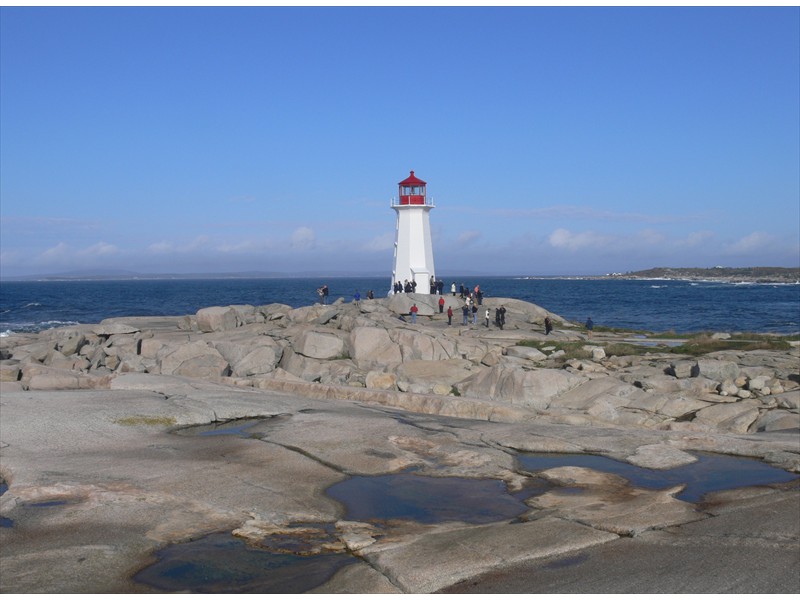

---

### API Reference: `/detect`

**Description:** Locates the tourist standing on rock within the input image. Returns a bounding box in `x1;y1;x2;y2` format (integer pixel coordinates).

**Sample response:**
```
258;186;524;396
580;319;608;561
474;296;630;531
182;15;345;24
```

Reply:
410;303;418;324
586;317;594;338
499;305;506;330
438;296;445;313
437;280;444;295
367;290;374;300
545;316;553;335
476;288;483;305
318;284;329;305
495;307;501;328
353;291;360;307
472;303;478;324
430;275;436;294
451;282;457;296
447;306;453;326
462;304;469;325
485;308;490;327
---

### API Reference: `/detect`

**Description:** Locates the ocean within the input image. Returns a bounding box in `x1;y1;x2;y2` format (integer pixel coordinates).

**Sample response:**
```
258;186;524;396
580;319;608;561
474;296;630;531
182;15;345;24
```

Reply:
1;276;798;336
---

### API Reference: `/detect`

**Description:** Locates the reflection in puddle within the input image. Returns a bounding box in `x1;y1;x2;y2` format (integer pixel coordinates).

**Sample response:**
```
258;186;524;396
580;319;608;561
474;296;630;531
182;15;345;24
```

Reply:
326;472;532;524
517;452;798;503
0;481;12;528
174;417;284;438
133;532;356;593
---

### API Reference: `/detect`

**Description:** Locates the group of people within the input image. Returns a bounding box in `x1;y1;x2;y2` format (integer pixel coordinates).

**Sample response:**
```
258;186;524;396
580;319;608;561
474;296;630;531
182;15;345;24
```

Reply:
319;282;595;338
318;284;378;306
393;280;417;294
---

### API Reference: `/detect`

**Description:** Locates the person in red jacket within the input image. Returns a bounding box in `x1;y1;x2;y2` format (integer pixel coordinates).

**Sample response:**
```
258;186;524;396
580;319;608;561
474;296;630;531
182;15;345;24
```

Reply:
447;306;453;326
410;303;418;324
438;296;445;313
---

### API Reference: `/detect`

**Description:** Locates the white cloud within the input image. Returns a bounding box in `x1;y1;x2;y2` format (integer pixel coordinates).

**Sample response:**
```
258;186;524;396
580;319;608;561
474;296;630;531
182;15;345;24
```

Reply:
548;228;613;251
363;232;395;252
456;230;481;245
290;227;316;251
723;231;775;255
79;242;118;257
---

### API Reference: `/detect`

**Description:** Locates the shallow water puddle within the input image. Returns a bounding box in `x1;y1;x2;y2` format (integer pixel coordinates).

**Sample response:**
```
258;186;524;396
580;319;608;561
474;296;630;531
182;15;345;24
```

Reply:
326;472;536;524
133;532;356;593
517;452;798;503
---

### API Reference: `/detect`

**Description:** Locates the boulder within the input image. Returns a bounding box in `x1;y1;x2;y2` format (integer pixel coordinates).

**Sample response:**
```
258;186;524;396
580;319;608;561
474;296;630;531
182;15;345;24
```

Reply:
92;322;140;336
457;365;584;411
230;346;282;377
693;400;761;433
365;371;398;391
504;346;548;362
348;327;402;369
754;410;800;432
196;306;240;332
157;341;230;377
294;330;347;360
56;333;86;357
392;329;457;362
395;359;474;394
691;359;740;382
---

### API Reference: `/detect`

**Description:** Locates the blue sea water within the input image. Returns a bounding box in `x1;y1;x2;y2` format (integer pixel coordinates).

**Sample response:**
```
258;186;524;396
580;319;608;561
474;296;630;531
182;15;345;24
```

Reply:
1;276;798;336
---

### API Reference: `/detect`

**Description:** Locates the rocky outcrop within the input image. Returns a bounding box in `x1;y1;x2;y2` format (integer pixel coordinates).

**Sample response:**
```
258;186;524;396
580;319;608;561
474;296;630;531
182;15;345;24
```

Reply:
1;293;797;436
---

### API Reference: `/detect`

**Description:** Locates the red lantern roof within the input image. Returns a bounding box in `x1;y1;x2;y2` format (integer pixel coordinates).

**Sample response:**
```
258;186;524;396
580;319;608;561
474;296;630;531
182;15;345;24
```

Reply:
398;170;426;186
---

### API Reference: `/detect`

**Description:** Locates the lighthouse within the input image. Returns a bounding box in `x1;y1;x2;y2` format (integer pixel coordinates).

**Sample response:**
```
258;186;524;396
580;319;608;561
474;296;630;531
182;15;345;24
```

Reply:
390;170;436;293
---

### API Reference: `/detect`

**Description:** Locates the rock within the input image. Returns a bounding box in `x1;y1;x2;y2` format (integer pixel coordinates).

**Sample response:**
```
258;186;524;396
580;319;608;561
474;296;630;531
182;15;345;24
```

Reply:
230;346;281;377
348;327;402;369
718;380;739;396
504;346;548;362
691;359;740;382
625;444;698;469
92;322;140;336
667;360;695;378
395;359;474;394
0;362;21;382
56;334;86;357
529;466;701;536
196;306;240;332
747;376;768;391
693;401;761;433
458;365;584;411
754;410;800;432
366;371;398;390
294;330;347;360
157;341;230;377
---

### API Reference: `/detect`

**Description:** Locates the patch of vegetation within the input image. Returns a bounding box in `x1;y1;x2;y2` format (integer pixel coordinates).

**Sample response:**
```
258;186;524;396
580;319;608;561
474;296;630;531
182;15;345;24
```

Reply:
114;415;177;427
518;334;793;359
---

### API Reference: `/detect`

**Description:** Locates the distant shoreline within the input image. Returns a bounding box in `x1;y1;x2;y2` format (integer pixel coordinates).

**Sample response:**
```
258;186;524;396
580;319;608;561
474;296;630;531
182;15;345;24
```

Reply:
2;266;798;285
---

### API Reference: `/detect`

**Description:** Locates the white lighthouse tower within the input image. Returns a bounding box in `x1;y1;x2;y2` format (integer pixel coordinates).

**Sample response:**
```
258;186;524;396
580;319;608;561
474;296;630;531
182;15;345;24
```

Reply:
391;170;436;293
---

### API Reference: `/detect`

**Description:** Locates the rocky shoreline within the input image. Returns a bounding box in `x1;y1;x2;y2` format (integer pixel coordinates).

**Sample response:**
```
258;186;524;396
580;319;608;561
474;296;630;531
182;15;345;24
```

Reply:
1;294;798;592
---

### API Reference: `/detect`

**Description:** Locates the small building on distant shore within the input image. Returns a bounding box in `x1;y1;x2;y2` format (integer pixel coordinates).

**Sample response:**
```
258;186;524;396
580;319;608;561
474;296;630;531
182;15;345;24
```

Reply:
390;171;436;293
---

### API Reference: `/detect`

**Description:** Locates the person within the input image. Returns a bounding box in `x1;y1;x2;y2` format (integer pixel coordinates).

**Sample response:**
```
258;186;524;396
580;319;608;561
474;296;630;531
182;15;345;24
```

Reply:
410;303;418;324
367;290;374;300
318;284;329;305
499;305;506;330
462;304;469;325
437;280;444;295
447;305;453;326
586;317;594;338
472;303;478;324
451;282;457;296
404;280;412;293
544;316;553;335
495;307;501;329
485;308;490;328
438;296;445;313
353;290;361;307
411;280;417;293
476;288;483;305
430;275;436;294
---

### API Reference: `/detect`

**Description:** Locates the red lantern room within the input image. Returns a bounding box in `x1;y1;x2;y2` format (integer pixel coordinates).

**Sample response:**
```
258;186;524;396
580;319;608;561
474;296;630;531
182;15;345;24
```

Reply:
398;170;427;205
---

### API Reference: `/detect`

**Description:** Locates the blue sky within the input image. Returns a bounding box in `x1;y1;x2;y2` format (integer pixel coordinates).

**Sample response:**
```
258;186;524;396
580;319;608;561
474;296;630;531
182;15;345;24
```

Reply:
1;6;798;278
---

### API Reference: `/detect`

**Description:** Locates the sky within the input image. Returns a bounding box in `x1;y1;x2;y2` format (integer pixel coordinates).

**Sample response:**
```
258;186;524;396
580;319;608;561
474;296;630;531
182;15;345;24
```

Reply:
1;5;799;278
